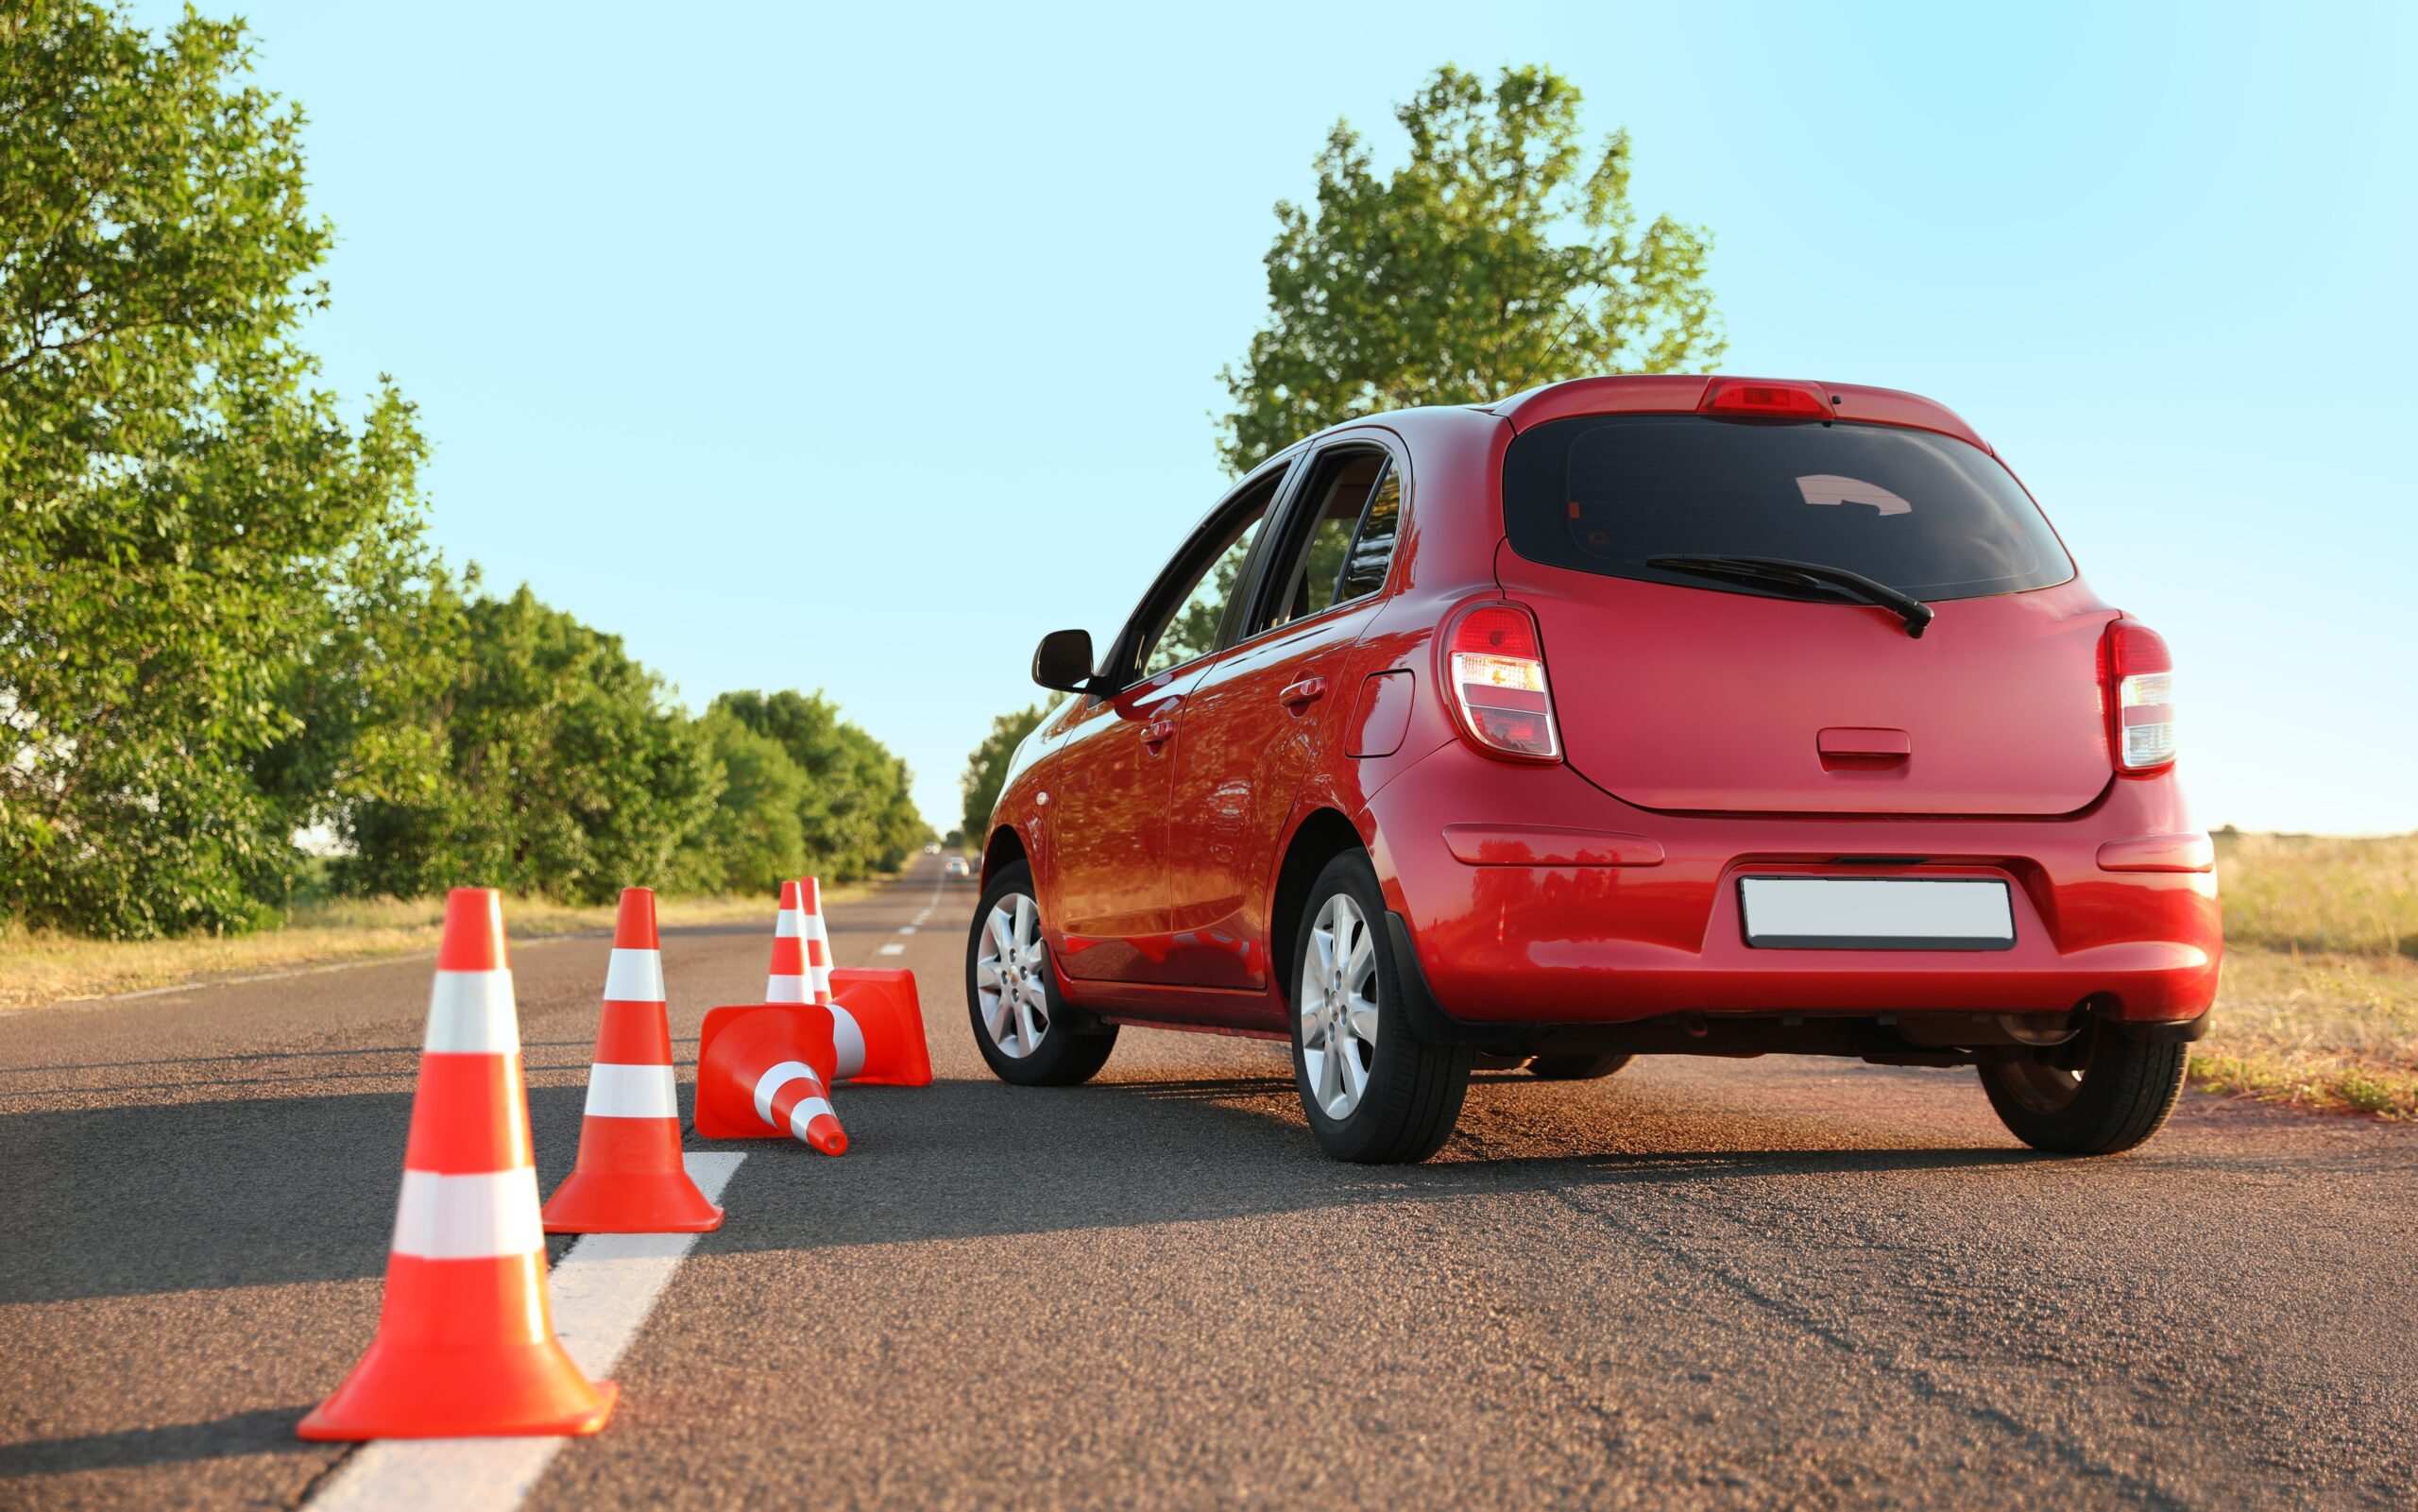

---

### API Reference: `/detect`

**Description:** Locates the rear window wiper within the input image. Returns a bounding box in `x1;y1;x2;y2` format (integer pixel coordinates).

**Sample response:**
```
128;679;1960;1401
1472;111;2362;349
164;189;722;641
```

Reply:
1643;554;1935;638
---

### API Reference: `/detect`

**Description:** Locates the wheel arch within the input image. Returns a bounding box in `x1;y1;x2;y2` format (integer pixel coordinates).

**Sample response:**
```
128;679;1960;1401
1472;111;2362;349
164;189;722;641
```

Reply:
981;824;1030;889
1268;807;1371;1006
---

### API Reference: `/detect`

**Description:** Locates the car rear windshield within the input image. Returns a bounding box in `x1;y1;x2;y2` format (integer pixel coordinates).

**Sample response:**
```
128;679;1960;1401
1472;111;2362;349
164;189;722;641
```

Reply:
1501;415;2074;602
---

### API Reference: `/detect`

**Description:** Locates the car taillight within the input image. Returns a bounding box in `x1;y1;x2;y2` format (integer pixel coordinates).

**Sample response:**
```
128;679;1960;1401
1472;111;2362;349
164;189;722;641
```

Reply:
1448;603;1559;761
2102;620;2176;772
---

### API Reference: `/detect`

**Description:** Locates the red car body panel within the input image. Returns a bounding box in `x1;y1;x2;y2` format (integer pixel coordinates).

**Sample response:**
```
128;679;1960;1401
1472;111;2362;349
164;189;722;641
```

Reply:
987;381;2220;1049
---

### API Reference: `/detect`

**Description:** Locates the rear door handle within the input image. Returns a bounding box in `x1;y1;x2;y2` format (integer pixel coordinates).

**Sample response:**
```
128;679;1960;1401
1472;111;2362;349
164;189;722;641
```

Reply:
1278;676;1328;710
1140;718;1178;750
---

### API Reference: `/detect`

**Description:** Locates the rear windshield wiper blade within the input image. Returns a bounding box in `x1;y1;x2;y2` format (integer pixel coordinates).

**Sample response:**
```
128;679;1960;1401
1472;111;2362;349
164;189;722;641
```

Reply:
1644;554;1935;638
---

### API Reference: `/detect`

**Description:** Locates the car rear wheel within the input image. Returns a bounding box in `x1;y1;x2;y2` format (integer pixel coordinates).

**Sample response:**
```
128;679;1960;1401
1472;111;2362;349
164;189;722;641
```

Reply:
1524;1052;1633;1081
1977;1021;2187;1155
1287;852;1473;1164
965;860;1116;1087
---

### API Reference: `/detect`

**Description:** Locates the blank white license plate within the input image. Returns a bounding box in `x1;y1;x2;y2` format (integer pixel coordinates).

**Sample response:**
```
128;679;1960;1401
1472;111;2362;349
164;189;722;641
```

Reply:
1738;876;2015;951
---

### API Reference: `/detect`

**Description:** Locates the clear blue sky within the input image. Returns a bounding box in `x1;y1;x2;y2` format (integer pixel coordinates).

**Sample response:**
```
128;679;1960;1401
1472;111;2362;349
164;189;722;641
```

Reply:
134;1;2416;835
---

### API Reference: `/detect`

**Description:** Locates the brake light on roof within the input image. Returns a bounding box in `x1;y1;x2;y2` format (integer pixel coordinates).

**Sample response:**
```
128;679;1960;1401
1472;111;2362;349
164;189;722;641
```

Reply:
2101;620;2176;772
1448;603;1560;761
1699;378;1834;420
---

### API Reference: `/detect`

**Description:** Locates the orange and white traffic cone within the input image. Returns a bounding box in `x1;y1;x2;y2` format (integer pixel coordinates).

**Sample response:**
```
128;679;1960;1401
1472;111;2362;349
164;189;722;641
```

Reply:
299;889;616;1440
540;889;723;1234
765;878;814;1008
691;1001;848;1155
795;876;932;1087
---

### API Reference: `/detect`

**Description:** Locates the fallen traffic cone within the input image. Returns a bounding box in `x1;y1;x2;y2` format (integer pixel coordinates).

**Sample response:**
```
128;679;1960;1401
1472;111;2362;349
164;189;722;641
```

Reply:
541;888;724;1234
828;966;932;1087
299;889;616;1440
785;877;932;1087
691;1001;849;1155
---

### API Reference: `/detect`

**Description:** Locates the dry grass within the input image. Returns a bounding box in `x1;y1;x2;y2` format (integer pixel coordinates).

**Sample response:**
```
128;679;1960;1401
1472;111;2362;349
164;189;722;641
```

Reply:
2216;828;2418;957
2193;830;2418;1119
0;887;872;1011
2200;946;2418;1119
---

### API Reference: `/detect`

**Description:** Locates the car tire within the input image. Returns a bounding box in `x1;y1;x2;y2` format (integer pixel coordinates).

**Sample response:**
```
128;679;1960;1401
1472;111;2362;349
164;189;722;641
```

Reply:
1286;851;1473;1164
1525;1052;1633;1081
965;860;1116;1087
1977;1021;2188;1155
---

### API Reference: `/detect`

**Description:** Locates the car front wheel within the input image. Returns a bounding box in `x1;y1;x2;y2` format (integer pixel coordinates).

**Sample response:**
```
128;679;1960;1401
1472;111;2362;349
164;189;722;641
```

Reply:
965;860;1116;1087
1287;851;1473;1164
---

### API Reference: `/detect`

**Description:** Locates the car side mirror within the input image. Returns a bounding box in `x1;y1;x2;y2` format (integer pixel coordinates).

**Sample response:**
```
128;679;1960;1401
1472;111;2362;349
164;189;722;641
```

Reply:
1031;628;1098;693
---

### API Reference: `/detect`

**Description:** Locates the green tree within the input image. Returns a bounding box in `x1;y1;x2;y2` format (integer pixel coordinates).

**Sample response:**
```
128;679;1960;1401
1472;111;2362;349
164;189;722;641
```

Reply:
962;704;1051;841
713;689;927;880
1;3;451;936
336;587;722;904
1218;63;1725;473
676;707;809;896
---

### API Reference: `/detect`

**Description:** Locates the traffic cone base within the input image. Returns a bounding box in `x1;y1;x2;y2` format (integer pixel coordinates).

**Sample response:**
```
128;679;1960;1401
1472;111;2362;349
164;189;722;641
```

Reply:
542;1119;723;1233
828;967;933;1087
299;1254;618;1437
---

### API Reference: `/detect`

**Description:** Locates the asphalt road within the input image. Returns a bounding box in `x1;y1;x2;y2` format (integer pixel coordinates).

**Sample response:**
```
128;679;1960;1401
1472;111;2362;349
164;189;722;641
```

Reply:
3;854;2414;1510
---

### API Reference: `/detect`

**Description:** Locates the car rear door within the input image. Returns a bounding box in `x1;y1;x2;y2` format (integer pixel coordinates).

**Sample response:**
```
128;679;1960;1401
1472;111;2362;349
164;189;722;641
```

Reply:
1160;437;1406;991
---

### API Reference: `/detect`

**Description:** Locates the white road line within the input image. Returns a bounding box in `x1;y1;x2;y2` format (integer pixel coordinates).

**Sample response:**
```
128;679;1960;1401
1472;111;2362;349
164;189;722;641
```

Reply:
896;926;917;936
877;943;906;957
306;1152;745;1512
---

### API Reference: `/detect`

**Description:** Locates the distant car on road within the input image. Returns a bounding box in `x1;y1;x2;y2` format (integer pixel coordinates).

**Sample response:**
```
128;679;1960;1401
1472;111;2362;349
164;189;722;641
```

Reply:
943;856;970;878
926;842;942;856
966;376;2218;1162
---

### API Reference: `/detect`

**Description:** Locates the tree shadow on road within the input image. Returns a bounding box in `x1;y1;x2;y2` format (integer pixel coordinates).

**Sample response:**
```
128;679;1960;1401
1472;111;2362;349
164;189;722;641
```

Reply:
0;1082;597;1304
683;1071;2062;1263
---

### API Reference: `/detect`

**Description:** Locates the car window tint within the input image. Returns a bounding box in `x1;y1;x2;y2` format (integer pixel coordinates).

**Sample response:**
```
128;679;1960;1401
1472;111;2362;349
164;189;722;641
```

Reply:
1140;504;1267;678
1502;415;2072;602
1269;450;1387;630
1337;466;1401;601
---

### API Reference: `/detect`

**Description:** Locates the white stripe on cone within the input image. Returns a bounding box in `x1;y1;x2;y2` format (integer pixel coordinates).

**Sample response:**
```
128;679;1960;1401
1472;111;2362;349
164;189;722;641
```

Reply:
423;971;519;1054
764;976;809;1005
803;914;829;944
391;1169;546;1259
601;948;665;1003
786;1096;836;1139
829;1004;866;1079
582;1063;679;1119
751;1061;821;1127
775;909;803;938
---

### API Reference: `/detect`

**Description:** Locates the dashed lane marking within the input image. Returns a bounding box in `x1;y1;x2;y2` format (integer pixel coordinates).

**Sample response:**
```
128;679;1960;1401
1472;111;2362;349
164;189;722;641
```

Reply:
877;943;906;957
305;1152;747;1511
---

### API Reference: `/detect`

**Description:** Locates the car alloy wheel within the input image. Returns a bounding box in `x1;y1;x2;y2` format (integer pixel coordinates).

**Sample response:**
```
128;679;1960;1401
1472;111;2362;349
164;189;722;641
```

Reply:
1992;1054;2085;1113
976;891;1050;1059
1299;892;1381;1119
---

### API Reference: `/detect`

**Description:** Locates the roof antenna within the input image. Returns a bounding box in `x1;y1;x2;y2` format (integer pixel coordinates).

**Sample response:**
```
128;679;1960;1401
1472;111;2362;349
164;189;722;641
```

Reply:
1503;298;1596;401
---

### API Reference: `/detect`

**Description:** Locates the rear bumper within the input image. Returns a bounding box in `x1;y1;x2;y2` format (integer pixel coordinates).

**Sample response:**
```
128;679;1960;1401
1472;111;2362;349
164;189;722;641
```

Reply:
1363;742;2222;1029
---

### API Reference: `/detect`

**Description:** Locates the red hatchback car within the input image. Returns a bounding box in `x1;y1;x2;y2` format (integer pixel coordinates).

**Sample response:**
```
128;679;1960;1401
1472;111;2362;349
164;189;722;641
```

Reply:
965;376;2219;1163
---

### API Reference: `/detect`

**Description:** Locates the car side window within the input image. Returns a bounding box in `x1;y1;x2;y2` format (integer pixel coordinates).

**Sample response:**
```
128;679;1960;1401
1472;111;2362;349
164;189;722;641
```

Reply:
1257;447;1401;634
1336;465;1401;602
1133;475;1281;679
